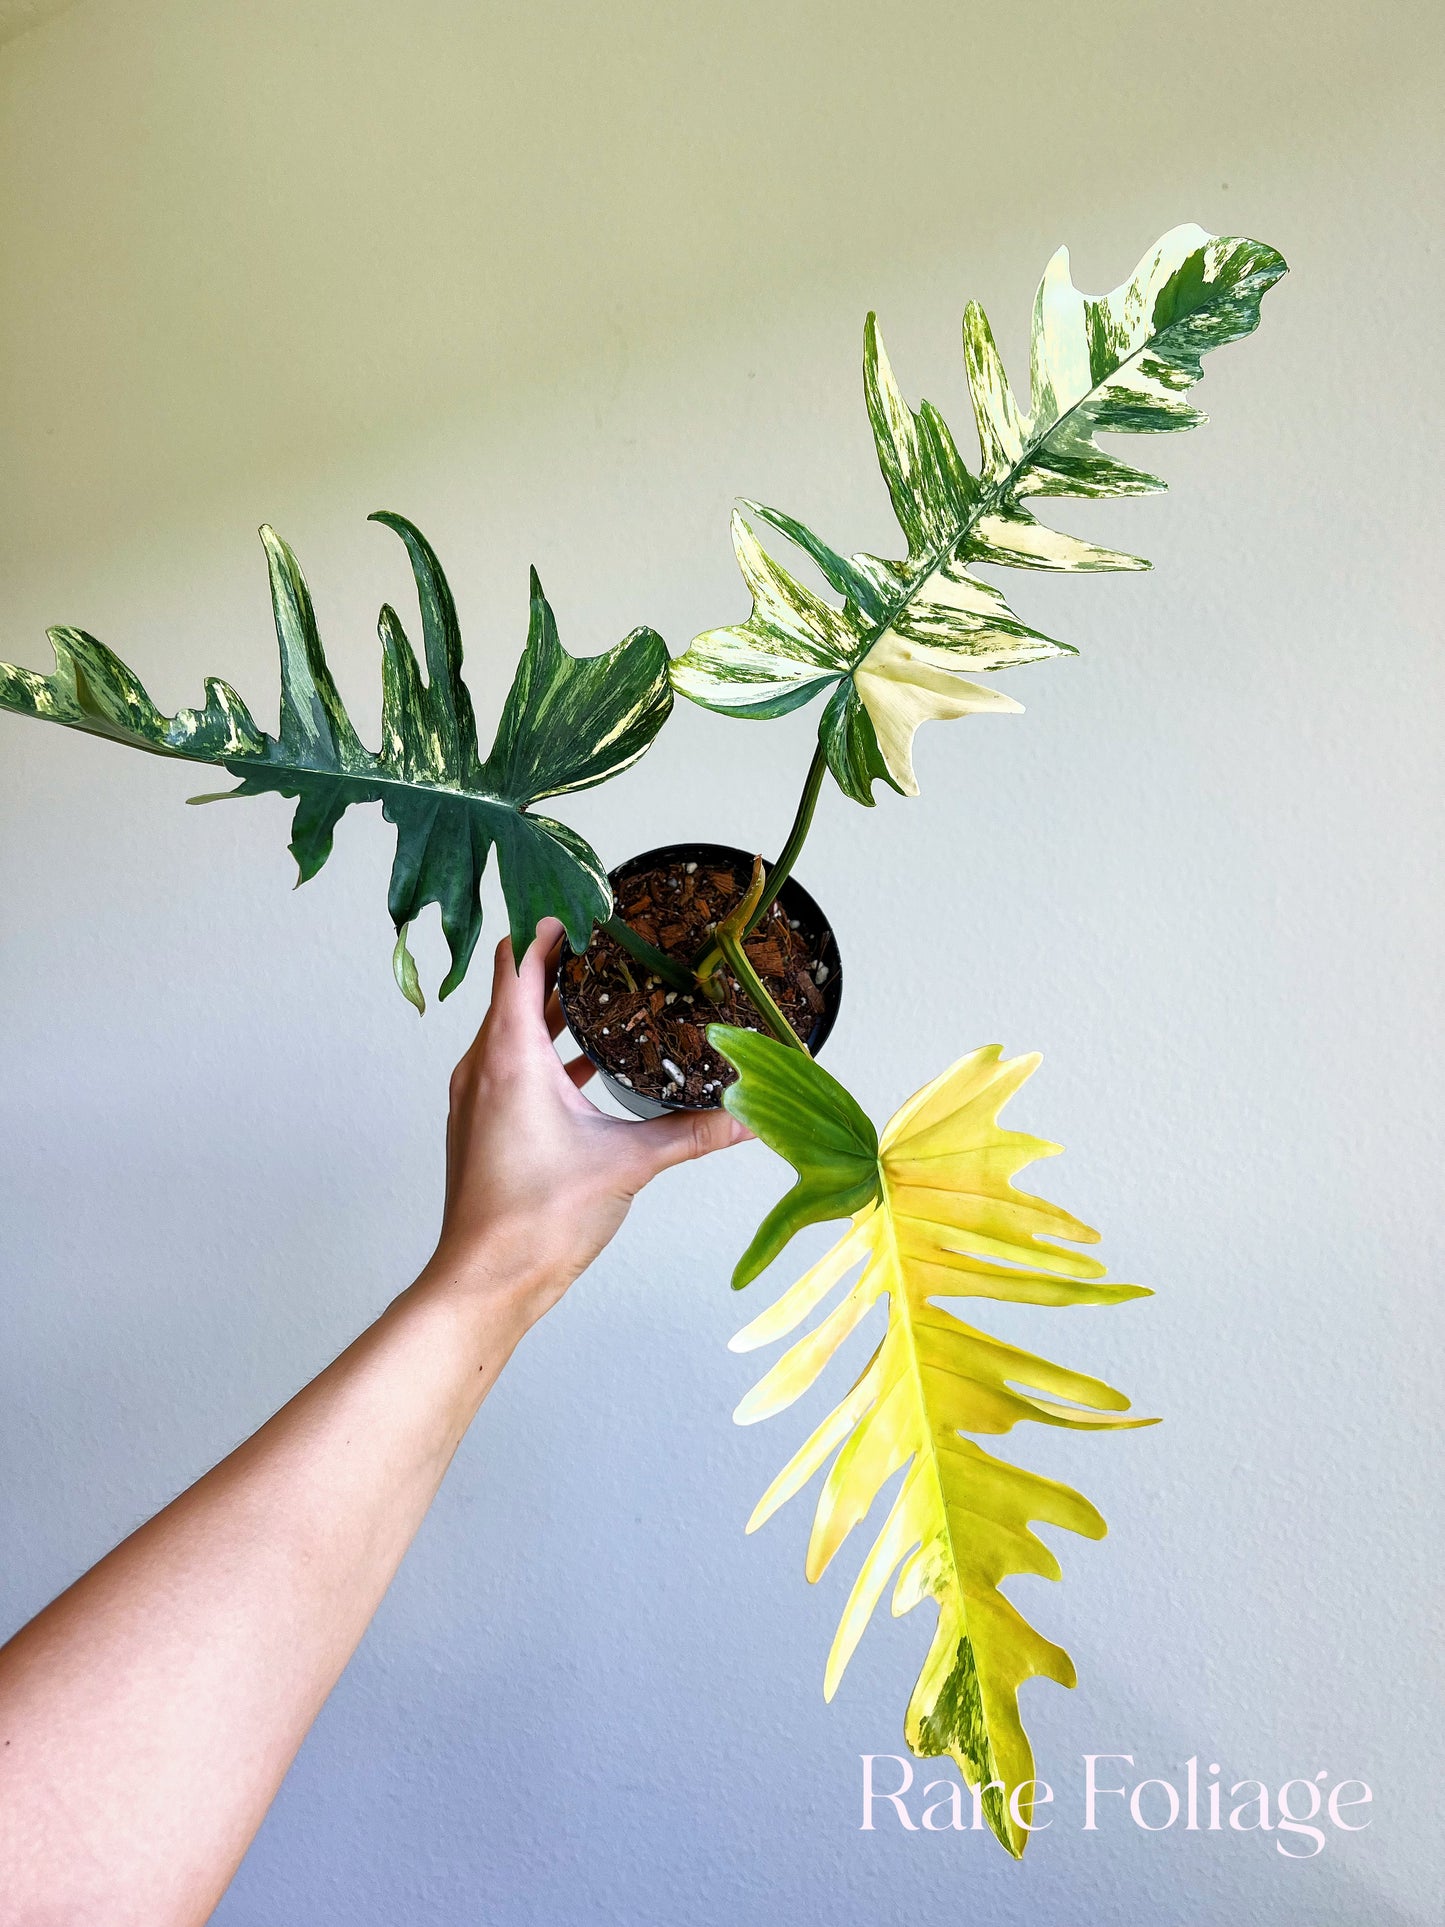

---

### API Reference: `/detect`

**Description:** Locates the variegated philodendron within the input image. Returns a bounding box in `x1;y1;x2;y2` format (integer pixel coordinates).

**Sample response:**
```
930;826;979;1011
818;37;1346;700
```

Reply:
0;223;1285;1860
670;224;1286;802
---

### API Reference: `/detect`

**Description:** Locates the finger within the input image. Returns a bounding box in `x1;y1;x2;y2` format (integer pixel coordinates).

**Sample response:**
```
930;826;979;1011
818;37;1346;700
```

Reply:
545;986;566;1041
488;931;518;1009
631;1104;752;1178
563;1053;598;1089
517;917;566;1001
543;930;564;999
489;918;564;1042
451;939;513;1074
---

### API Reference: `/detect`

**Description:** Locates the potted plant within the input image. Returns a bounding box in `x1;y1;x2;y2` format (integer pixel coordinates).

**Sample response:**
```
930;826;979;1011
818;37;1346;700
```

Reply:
0;221;1284;1857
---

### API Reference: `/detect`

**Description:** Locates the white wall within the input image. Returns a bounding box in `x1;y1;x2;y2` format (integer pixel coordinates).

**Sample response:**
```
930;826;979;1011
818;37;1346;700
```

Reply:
1;2;1441;1921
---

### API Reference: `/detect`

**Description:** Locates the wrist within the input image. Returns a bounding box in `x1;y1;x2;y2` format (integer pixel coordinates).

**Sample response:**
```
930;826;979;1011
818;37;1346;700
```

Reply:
413;1215;568;1336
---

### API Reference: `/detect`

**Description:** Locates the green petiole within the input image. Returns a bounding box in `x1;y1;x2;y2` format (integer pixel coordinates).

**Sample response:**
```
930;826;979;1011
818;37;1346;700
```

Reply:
692;740;828;983
712;857;809;1055
601;914;694;994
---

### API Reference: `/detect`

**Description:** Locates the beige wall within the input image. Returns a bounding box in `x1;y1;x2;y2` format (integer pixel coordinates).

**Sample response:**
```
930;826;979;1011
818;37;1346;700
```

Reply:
2;3;1441;1922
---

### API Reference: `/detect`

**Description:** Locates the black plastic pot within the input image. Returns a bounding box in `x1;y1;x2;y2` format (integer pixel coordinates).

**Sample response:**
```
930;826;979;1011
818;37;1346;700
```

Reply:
559;841;843;1119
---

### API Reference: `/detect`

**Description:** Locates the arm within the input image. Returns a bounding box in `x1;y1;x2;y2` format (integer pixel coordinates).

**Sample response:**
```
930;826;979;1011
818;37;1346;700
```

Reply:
0;920;745;1927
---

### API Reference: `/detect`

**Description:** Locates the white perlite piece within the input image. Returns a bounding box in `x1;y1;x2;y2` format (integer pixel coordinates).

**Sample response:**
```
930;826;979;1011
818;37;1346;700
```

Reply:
685;861;697;873
616;1074;633;1088
662;1058;684;1085
814;963;830;986
598;992;609;1004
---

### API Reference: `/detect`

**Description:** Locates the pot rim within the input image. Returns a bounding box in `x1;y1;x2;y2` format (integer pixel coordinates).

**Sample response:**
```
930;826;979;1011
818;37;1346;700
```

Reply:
558;840;843;1115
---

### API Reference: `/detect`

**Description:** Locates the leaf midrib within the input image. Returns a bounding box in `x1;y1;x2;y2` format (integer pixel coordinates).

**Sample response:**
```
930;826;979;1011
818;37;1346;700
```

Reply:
844;301;1203;675
59;717;537;817
876;1168;1001;1790
61;657;545;813
212;745;537;815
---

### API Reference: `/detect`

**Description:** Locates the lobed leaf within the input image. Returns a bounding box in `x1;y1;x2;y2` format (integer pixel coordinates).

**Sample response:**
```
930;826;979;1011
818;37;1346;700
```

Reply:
720;1037;1155;1858
671;224;1286;803
0;515;673;1007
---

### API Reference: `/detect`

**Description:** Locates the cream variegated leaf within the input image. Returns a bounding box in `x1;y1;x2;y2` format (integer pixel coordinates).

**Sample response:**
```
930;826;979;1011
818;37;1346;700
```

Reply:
672;224;1286;802
851;632;1022;793
711;1027;1155;1858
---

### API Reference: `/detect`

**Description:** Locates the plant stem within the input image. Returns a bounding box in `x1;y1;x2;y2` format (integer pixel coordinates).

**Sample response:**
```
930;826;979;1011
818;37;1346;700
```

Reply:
601;914;694;993
692;740;829;980
604;739;831;1006
745;740;828;936
713;857;810;1055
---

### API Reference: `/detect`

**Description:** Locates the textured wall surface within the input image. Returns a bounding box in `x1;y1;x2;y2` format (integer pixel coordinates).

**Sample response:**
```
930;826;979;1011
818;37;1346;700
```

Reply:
0;0;80;49
1;2;1441;1922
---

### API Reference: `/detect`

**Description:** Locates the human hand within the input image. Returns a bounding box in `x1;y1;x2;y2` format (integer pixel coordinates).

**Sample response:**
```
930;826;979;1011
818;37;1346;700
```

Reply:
423;917;750;1328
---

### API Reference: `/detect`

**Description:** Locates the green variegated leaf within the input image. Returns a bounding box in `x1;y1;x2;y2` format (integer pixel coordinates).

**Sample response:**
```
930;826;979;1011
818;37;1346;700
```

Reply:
707;1025;880;1288
0;514;672;1007
672;225;1286;803
715;1033;1156;1858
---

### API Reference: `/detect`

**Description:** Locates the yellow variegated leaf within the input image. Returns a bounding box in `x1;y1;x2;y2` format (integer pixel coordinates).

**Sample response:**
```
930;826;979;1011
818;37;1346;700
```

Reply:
717;1034;1156;1859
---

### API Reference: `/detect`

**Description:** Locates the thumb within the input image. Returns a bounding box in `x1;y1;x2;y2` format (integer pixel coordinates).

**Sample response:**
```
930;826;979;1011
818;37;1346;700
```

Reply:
633;1105;752;1179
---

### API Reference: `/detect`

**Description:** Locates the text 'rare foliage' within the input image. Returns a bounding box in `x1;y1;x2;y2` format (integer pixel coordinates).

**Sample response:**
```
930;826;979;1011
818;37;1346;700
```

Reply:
672;225;1286;803
0;514;672;1006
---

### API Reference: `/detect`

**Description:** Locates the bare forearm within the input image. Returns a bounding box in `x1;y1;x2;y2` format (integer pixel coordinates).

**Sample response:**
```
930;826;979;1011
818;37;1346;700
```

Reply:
0;1242;539;1927
0;922;743;1926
